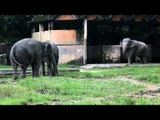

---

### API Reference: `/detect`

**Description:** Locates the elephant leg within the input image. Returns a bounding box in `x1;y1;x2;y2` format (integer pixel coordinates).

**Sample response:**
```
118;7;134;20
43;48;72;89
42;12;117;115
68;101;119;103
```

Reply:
143;56;148;64
54;64;58;75
128;55;133;65
53;55;58;75
31;61;40;77
47;60;54;76
47;68;50;76
34;59;41;77
21;66;27;78
32;65;39;77
51;54;57;76
46;57;55;77
12;62;18;80
135;56;141;63
31;64;35;77
42;59;46;76
50;64;58;75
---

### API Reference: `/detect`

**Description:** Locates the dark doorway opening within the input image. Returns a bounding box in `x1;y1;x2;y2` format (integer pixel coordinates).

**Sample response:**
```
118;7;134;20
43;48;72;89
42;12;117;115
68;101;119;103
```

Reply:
87;20;159;64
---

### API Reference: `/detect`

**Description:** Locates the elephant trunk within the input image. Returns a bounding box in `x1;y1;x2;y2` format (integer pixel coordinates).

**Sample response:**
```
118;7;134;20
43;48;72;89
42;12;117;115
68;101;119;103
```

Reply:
122;43;128;56
46;55;54;77
51;54;58;75
123;47;127;56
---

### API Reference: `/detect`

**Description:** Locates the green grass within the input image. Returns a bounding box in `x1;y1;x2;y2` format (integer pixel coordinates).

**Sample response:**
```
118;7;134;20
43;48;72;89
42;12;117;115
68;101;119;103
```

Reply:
0;76;144;105
1;64;160;104
59;65;160;84
63;96;160;105
58;64;80;68
0;92;52;105
19;77;143;97
0;65;12;69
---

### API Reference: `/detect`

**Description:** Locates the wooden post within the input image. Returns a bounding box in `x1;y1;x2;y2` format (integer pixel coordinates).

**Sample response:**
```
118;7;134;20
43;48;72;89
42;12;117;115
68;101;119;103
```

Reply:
39;24;41;41
83;19;87;65
48;22;51;40
31;26;35;38
39;24;43;41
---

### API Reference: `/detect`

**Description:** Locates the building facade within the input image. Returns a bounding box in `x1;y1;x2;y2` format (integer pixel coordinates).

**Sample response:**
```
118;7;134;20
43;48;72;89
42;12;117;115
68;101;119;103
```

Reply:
29;15;160;64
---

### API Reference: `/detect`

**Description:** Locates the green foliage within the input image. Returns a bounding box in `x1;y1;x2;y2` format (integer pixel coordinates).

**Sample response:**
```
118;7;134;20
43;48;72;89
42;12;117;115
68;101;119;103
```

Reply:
58;64;80;68
0;15;33;43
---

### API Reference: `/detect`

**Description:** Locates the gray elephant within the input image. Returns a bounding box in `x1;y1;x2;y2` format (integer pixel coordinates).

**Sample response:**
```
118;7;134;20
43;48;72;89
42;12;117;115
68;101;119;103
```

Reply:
10;38;54;80
41;41;59;76
121;38;149;65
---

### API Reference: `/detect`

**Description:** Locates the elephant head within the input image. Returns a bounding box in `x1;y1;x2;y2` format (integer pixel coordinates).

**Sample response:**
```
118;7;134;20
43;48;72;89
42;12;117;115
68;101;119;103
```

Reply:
122;38;135;56
42;41;57;76
42;42;52;57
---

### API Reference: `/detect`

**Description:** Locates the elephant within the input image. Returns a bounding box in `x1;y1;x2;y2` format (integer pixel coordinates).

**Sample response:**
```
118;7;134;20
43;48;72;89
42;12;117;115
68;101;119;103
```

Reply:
10;38;55;80
41;40;59;76
121;38;149;65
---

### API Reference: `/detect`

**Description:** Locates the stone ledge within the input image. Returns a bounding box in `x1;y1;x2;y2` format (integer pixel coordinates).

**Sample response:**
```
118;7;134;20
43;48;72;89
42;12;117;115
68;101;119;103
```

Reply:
0;68;80;75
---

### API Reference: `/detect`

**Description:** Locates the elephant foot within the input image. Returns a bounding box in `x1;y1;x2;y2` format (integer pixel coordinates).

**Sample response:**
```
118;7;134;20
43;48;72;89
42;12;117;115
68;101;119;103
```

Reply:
127;63;132;66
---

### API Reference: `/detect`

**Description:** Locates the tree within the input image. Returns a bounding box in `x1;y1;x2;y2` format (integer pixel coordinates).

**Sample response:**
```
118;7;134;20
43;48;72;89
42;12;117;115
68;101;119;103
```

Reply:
0;15;33;44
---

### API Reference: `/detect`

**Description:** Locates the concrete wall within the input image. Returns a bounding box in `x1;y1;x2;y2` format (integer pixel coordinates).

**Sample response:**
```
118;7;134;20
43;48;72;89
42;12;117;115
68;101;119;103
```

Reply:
55;15;77;20
50;30;76;44
32;32;39;40
32;30;77;44
58;44;83;65
103;45;121;63
87;45;122;63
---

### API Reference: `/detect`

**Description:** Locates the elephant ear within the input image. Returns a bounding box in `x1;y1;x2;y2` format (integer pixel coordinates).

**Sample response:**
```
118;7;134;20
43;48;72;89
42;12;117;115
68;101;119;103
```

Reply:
130;40;136;48
42;42;52;56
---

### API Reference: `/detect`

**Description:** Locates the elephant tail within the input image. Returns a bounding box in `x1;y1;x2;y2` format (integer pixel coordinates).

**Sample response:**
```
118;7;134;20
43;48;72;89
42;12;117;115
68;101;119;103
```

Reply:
10;46;23;66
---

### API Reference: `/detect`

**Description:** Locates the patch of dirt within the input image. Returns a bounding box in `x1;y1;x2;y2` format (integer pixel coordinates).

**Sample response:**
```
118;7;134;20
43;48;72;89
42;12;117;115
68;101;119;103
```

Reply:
117;76;160;98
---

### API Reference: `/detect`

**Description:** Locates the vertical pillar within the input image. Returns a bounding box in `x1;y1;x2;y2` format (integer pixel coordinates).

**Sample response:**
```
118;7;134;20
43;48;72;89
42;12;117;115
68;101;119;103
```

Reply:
83;19;87;65
48;22;51;40
39;24;43;41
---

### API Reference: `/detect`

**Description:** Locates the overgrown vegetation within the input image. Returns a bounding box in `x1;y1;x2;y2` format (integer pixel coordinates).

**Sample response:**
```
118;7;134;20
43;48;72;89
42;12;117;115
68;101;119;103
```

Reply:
0;15;33;43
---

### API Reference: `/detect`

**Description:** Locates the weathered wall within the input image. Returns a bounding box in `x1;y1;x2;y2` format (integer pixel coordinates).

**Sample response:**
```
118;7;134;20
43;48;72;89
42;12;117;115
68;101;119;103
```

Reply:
87;45;122;63
32;30;77;44
58;44;83;65
55;15;77;20
32;32;39;40
103;45;121;63
50;30;76;44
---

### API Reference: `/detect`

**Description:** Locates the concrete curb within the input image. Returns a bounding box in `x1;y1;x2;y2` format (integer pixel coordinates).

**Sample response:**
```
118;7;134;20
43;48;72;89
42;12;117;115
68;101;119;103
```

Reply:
0;68;80;75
